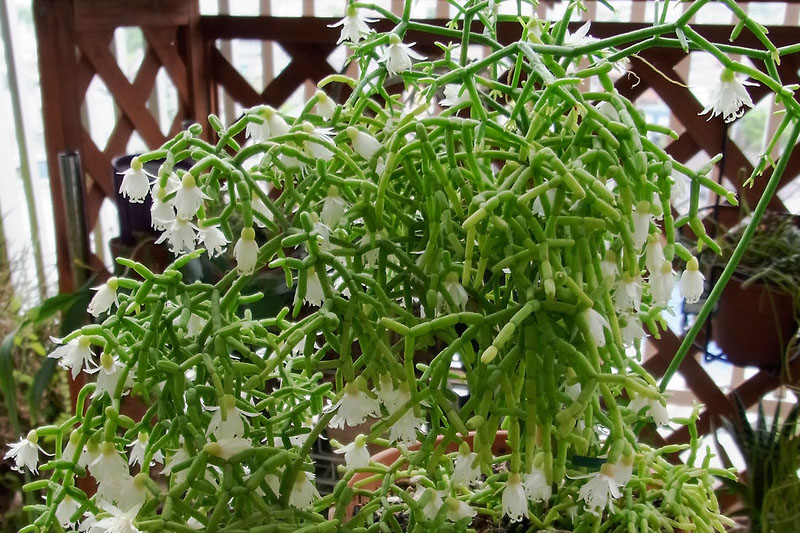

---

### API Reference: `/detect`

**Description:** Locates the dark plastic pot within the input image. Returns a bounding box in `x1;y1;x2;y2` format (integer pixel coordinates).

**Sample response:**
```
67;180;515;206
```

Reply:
111;154;193;245
711;275;796;368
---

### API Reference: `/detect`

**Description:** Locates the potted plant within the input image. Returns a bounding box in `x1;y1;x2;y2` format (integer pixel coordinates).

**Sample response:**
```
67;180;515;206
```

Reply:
714;393;800;533
699;209;800;369
8;1;800;531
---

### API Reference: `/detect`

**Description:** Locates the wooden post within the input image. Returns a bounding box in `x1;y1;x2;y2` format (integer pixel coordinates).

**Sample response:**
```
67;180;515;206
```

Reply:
185;0;210;138
33;0;84;295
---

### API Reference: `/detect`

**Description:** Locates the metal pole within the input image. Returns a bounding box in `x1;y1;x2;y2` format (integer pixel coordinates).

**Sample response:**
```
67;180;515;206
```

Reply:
58;151;91;289
0;0;47;300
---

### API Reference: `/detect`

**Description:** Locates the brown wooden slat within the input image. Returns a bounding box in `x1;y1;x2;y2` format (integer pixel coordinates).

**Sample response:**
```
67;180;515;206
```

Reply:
81;129;115;199
142;27;191;104
104;49;161;156
73;0;189;31
76;32;166;148
261;43;336;107
210;47;261;108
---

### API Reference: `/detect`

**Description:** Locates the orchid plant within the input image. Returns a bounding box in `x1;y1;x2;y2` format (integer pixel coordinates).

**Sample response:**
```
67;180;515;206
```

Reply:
11;0;800;532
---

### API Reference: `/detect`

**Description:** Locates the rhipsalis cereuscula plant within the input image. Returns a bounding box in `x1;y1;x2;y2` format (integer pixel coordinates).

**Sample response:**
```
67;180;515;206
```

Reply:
12;1;800;532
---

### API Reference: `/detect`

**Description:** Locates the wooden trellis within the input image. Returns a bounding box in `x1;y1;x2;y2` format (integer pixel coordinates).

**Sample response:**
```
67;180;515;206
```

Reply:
32;0;800;450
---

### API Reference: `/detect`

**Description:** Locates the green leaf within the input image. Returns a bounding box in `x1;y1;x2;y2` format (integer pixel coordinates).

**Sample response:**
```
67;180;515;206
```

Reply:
28;358;58;424
26;283;91;326
0;328;21;434
58;288;91;337
26;286;90;422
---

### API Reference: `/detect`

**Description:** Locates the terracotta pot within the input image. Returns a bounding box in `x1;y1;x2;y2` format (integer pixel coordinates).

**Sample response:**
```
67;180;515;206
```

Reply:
333;431;510;521
711;275;796;368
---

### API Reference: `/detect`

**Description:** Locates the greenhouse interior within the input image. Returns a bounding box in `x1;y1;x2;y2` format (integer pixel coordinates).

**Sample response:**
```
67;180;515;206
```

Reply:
2;0;800;531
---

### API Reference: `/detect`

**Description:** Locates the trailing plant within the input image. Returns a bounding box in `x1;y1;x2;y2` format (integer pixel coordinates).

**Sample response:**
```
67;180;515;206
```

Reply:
9;1;800;532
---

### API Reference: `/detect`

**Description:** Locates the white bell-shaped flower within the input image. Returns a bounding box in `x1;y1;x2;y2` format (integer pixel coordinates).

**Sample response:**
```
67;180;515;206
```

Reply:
119;157;150;203
439;272;468;314
150;185;176;230
564;21;597;47
523;465;552;503
88;277;119;317
5;430;43;474
96;471;144;511
55;494;80;527
234;227;259;275
645;238;665;275
346;126;381;160
251;196;273;228
79;441;100;471
379;34;426;75
49;335;95;379
197;225;228;258
615;274;642;312
631;202;652;251
583;308;610;348
328;5;376;44
303;122;335;161
451;443;481;486
333;434;370;470
444;496;476;522
620;314;647;347
502;473;529;523
127;432;163;467
90;442;129;486
440;84;470;108
389;408;425;445
288;471;320;510
320;185;347;227
91;502;142;533
162;442;190;484
376;374;403;411
680;257;705;304
650;260;676;306
300;267;325;308
600;249;619;287
314;90;336;120
174;173;209;220
613;454;635;486
531;189;557;218
415;486;443;520
629;395;670;427
329;381;379;429
564;382;582;402
87;352;128;399
577;462;622;515
205;437;252;461
155;217;197;255
701;68;756;123
260;105;290;139
207;394;251;439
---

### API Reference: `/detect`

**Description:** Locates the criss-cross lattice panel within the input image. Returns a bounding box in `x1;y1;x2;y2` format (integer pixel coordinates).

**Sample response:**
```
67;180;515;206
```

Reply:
75;26;192;232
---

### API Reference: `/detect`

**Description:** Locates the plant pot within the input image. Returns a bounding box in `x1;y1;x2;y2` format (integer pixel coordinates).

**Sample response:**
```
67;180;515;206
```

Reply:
334;431;510;522
711;275;796;368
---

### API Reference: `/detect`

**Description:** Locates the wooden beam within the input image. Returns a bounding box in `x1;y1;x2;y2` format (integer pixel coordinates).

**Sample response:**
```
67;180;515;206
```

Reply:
72;0;189;31
200;17;800;49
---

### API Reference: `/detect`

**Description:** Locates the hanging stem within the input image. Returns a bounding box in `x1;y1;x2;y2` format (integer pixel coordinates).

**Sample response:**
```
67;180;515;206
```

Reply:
660;121;800;392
